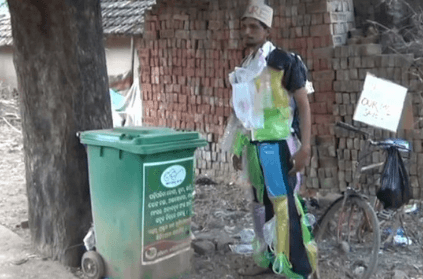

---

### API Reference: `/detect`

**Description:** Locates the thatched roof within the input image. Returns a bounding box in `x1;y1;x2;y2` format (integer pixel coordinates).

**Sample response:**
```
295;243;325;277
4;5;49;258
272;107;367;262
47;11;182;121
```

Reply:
0;13;11;47
101;0;156;36
0;0;157;47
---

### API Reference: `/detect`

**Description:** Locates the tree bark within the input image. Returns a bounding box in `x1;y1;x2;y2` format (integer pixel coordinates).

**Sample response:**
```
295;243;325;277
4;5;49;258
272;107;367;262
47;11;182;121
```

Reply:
7;0;112;266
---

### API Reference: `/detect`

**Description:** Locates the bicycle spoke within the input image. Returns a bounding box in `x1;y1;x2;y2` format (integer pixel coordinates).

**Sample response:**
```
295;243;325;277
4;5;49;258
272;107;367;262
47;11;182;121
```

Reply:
315;197;380;279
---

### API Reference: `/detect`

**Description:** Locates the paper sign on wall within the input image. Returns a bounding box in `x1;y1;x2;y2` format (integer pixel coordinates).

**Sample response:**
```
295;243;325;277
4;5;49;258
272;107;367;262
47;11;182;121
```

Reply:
353;73;408;132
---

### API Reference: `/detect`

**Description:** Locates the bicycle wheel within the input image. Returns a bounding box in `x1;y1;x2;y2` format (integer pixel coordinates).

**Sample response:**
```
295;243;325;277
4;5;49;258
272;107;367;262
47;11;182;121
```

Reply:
314;196;380;279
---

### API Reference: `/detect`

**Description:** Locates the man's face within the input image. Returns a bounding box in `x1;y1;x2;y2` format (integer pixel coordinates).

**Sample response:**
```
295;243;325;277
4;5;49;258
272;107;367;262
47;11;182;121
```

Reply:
241;17;269;48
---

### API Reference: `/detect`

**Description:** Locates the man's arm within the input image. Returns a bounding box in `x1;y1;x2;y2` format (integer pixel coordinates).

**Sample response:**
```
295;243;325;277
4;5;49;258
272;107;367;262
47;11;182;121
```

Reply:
288;87;311;176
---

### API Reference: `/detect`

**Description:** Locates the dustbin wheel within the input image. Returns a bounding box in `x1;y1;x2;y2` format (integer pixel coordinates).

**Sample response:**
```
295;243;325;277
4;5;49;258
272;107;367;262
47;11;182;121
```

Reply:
81;251;105;279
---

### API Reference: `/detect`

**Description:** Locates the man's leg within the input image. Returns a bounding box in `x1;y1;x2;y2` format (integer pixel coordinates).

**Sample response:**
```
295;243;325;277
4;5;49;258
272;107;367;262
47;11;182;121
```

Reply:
257;141;313;278
278;141;313;278
238;188;274;276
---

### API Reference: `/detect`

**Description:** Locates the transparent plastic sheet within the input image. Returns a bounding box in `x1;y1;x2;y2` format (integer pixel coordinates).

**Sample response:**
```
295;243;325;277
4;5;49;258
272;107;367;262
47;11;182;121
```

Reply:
252;238;272;268
237;228;256;244
294;195;318;272
232;82;265;129
263;216;276;251
245;144;265;202
229;44;276;130
230;55;267;130
286;135;302;193
114;77;143;127
252;202;266;240
220;114;246;153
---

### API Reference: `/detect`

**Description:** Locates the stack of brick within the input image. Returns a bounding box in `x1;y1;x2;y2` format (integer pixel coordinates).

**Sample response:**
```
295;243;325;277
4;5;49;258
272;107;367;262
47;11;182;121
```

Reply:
138;0;247;178
316;42;422;198
139;0;412;191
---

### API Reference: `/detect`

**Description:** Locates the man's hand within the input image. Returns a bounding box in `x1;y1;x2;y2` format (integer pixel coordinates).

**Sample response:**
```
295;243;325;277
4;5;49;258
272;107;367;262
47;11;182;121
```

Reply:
288;146;310;176
232;154;243;171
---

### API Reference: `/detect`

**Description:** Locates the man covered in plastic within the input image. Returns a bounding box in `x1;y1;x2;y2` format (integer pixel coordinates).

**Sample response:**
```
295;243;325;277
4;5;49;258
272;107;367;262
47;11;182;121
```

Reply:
222;0;317;278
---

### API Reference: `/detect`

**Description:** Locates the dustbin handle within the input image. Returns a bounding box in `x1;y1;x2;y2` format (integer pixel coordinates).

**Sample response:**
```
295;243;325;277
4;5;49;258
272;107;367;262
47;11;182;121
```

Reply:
119;133;134;140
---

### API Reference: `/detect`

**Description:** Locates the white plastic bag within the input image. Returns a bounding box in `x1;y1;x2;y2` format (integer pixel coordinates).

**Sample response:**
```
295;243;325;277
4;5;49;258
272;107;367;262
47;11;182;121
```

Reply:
230;49;269;130
232;82;264;129
263;216;276;251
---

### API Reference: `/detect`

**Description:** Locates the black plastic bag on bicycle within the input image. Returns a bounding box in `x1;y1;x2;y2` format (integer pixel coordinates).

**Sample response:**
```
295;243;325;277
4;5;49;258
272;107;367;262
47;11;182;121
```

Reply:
377;147;411;209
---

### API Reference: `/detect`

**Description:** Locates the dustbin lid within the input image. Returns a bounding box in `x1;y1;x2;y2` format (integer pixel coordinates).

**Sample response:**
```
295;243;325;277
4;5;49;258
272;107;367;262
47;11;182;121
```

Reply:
79;126;207;155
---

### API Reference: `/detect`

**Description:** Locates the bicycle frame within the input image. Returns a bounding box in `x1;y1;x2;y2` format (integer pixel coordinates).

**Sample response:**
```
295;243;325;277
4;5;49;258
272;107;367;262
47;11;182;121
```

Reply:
315;122;412;279
339;142;383;206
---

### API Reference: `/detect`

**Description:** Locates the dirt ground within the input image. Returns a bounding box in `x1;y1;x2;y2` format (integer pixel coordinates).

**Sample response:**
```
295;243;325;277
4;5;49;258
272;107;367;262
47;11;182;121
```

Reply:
1;95;423;279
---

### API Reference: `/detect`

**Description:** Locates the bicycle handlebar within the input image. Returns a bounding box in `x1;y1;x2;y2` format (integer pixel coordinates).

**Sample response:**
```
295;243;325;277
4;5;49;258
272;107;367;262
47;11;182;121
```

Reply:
336;122;411;152
336;122;370;138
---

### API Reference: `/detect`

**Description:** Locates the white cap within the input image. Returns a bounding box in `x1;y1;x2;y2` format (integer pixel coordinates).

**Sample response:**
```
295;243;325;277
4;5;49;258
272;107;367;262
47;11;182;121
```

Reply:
242;0;274;28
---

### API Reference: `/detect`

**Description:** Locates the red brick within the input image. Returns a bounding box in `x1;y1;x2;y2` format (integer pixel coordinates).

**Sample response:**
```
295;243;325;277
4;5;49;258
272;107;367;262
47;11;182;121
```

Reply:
173;84;181;93
187;68;195;77
312;47;334;60
314;92;336;103
159;29;174;39
202;105;210;114
144;31;157;40
315;102;328;114
312;37;321;49
138;49;150;59
145;14;158;22
314;115;334;124
273;16;281;28
173;14;189;21
306;2;328;13
224;107;231;117
178;76;186;85
311;124;318;135
208;20;221;30
310;24;331;37
317;124;331;135
312;70;335;80
191;30;208;40
173;30;188;40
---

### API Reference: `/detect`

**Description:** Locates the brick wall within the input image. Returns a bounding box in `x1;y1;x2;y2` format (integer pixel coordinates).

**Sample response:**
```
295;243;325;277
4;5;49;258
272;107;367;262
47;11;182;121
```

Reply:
304;41;423;199
138;0;244;179
330;46;421;199
136;0;422;198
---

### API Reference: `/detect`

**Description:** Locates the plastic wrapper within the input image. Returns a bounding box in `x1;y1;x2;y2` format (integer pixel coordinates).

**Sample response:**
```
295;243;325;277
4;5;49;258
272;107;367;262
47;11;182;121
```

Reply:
219;114;246;153
229;244;254;254
230;55;267;129
232;81;264;129
252;203;266;240
286;135;302;193
237;228;256;244
377;146;411;209
229;44;274;130
263;216;276;250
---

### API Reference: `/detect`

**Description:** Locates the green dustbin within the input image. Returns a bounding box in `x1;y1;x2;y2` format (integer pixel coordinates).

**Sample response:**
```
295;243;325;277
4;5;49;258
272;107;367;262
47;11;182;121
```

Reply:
79;127;207;279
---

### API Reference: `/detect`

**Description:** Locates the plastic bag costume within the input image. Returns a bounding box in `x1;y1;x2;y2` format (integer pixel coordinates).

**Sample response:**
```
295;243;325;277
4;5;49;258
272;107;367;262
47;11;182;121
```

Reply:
222;42;317;278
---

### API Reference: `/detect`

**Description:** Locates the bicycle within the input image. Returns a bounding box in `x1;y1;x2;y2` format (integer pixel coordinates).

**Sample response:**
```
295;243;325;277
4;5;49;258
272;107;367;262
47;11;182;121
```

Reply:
312;121;412;279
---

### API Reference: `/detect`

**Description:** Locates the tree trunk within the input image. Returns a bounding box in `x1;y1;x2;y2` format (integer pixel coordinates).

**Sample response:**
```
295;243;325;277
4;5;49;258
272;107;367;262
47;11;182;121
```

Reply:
7;0;112;266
